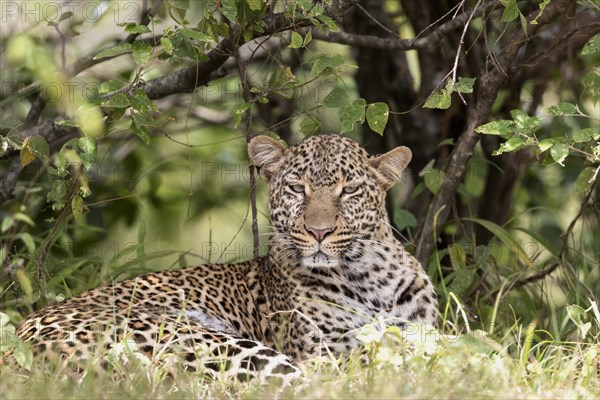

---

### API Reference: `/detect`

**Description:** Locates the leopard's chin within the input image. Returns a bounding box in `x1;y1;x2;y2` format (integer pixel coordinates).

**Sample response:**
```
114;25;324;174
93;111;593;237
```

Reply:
301;251;340;267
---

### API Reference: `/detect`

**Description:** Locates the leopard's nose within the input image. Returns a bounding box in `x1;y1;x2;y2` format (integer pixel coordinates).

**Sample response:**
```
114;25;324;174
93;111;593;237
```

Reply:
305;226;335;242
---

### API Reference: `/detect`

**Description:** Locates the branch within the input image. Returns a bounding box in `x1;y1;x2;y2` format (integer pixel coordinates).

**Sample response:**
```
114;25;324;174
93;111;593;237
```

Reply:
235;45;260;259
416;0;578;265
312;0;496;50
489;185;597;298
0;0;362;203
139;0;361;98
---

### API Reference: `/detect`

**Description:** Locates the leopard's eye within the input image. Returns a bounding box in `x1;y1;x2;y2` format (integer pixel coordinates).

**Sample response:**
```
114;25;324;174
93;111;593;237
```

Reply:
342;185;359;195
289;184;305;194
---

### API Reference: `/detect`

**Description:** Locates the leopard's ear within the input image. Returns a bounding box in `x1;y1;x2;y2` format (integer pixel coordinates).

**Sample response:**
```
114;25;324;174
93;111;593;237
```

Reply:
368;146;412;190
248;135;287;182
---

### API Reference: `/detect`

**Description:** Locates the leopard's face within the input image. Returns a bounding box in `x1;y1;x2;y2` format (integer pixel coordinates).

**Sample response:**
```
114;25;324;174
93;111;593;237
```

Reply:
249;135;412;268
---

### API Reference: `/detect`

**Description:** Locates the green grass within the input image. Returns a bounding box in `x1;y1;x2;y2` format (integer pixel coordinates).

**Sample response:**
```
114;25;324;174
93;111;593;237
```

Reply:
2;308;598;399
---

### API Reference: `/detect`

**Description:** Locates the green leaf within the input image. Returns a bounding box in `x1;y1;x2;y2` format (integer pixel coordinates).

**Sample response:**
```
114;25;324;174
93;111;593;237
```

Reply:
583;68;600;105
513;227;559;259
573;128;594;143
356;322;383;344
546;102;578;116
160;37;173;55
550;143;569;166
475;120;514;136
93;43;132;59
501;0;519;22
130;117;151;144
437;138;455;147
71;195;84;221
303;29;312;47
125;24;151;34
13;212;35;226
246;0;263;11
13;344;33;371
78;136;97;169
221;0;237;22
48;180;67;210
233;103;251;129
25;135;50;160
423;87;452;109
566;305;592;339
510;109;528;122
519;12;528;36
455;77;476;93
1;115;23;129
531;0;550;24
339;98;366;133
365;102;389;135
448;267;476;297
132;41;152;65
493;137;525;155
180;28;214;43
393;208;417;230
582;33;600;55
130;89;159;112
289;31;303;48
464;217;535;267
0;312;9;327
537;139;553;152
296;0;312;11
575;166;595;194
322;87;349;108
311;54;344;75
424;168;445;195
98;79;126;94
300;116;321;136
510;109;541;132
103;93;130;108
129;108;153;127
316;14;337;31
559;102;578;114
20;148;35;167
18;233;36;252
1;216;14;233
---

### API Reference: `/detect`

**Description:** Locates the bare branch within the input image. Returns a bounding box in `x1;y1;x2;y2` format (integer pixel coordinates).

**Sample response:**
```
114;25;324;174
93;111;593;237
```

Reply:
235;44;260;258
451;0;482;105
312;0;496;51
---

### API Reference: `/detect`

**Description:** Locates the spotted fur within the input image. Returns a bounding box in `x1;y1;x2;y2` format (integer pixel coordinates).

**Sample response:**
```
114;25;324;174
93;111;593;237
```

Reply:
14;134;437;381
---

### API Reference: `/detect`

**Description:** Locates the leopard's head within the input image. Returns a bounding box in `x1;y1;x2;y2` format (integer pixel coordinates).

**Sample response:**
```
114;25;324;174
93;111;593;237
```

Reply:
248;134;411;268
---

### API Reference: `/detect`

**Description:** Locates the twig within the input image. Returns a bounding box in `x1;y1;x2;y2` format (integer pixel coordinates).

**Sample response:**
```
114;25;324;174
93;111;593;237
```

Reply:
491;185;597;296
356;3;399;37
451;0;482;105
235;45;260;259
37;165;84;278
312;0;496;51
413;1;464;40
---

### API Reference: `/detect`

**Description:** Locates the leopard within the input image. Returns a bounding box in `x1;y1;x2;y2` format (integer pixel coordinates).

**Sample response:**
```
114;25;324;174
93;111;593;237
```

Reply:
12;134;437;382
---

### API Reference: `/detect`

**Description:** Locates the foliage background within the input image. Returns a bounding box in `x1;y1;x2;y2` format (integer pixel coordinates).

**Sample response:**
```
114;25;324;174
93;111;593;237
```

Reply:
0;0;599;397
